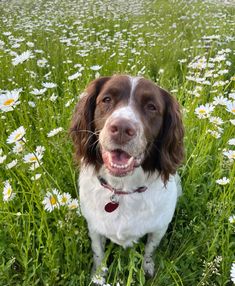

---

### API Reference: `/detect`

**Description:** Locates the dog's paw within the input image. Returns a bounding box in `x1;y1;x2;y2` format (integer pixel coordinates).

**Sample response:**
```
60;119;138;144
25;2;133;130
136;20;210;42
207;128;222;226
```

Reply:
143;256;155;277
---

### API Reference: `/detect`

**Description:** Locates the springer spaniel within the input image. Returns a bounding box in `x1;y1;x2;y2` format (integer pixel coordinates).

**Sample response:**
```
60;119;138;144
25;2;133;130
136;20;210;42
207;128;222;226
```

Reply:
70;75;184;276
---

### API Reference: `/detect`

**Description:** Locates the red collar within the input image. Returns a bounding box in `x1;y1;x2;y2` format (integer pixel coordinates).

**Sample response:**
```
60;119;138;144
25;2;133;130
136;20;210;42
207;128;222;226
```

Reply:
98;176;147;195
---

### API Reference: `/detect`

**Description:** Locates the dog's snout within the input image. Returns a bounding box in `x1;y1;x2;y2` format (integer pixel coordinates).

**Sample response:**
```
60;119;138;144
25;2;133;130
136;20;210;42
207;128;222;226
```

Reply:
108;118;137;144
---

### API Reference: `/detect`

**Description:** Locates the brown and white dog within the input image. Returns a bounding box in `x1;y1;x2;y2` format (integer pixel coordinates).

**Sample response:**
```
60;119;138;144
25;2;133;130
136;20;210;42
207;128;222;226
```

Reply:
70;75;184;276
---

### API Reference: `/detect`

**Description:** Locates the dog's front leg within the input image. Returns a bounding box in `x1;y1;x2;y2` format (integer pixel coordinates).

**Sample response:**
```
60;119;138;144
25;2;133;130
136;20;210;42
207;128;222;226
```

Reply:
143;227;168;277
89;229;106;274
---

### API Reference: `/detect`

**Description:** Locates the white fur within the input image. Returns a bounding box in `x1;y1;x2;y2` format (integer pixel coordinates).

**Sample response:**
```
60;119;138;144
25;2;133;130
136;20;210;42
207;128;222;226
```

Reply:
78;164;181;275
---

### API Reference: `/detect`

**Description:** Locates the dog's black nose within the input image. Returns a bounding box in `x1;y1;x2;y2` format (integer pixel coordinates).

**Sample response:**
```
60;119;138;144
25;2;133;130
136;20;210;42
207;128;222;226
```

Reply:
108;118;137;144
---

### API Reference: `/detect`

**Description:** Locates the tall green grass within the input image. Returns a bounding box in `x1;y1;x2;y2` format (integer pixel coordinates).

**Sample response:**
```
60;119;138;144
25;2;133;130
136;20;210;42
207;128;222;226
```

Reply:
0;0;234;285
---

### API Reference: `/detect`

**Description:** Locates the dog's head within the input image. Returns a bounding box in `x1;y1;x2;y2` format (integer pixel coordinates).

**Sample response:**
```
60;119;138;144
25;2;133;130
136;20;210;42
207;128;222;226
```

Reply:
70;75;184;182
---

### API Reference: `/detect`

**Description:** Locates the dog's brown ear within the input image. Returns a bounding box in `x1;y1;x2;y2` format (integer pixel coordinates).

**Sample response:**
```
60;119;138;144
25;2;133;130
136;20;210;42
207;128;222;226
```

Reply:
143;89;184;183
69;77;111;166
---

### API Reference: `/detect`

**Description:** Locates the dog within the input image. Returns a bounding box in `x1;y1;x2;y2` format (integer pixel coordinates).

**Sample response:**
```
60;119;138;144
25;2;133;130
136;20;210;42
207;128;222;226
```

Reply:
70;75;184;276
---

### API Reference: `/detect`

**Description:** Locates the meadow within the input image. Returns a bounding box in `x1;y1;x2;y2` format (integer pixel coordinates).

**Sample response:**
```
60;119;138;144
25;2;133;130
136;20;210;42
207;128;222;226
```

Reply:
0;0;235;285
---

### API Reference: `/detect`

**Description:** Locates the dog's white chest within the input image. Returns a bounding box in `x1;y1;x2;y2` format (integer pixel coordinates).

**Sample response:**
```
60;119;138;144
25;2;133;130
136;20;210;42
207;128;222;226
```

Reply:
79;165;178;247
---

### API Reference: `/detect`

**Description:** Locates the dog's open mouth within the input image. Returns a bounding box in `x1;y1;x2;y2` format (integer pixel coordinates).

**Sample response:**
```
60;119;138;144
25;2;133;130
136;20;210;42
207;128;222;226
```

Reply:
101;149;143;176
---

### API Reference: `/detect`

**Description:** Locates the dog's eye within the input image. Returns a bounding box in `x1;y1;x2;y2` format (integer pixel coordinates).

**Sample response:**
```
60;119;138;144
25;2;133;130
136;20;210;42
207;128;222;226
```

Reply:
102;96;111;103
146;103;157;111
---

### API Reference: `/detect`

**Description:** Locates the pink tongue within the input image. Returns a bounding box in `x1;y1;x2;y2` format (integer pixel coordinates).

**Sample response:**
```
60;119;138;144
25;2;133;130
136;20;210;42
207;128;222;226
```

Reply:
110;150;131;164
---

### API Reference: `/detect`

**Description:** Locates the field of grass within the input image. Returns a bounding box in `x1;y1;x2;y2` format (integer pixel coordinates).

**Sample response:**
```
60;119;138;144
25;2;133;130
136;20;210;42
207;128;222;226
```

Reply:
0;0;235;285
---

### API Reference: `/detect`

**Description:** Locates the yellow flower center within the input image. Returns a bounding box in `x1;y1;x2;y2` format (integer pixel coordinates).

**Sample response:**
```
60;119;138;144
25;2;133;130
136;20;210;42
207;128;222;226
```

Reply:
7;188;12;196
14;133;22;141
70;204;76;209
232;108;235;114
232;153;235;159
4;99;14;106
199;109;206;114
61;197;68;203
50;196;57;205
29;156;37;162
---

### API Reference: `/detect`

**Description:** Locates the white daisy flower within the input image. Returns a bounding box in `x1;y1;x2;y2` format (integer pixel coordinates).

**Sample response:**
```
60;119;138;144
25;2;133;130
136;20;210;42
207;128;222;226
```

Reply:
23;153;39;164
213;96;230;106
6;159;18;169
31;174;42;181
37;58;48;67
42;189;61;212
226;102;235;115
92;274;106;285
23;146;45;166
36;146;45;156
209;116;224;125
3;181;16;202
29;162;40;171
28;101;36;108
230;119;235;125
207;130;221;139
30;88;47;95
12;141;25;154
59;192;71;206
90;65;102;71
49;94;58;102
231;262;235;284
0;88;22;112
68;198;79;210
229;215;235;224
68;71;82;81
216;177;230;185
195;104;214;119
12;50;33;66
0;154;7;164
42;82;57;89
6;126;26;144
228;139;235;146
223;150;235;161
47;127;63;137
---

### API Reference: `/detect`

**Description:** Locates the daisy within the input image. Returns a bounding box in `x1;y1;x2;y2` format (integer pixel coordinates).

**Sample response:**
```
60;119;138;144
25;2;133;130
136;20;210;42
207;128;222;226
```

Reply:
6;159;18;169
49;94;58;102
68;198;79;210
229;215;235;224
12;50;33;66
6;126;26;144
228;139;235;146
209;116;224;125
12;141;25;154
3;181;16;202
90;65;102;71
23;153;39;164
68;71;82;81
230;119;235;125
92;274;106;285
42;189;61;212
195;104;214;119
47;127;63;137
226;102;235;115
0;89;22;112
0;148;7;164
213;96;230;106
216;177;230;185
207;130;221;139
231;263;235;284
42;82;57;89
31;174;42;181
223;150;235;161
30;88;47;95
59;192;71;206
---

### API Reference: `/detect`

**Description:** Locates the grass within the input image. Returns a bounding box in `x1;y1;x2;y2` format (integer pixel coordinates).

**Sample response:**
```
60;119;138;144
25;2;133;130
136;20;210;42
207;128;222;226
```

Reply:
0;0;235;285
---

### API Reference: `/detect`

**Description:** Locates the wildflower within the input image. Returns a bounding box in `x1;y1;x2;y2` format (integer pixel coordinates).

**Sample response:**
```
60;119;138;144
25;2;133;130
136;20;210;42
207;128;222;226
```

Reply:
207;130;221;139
42;189;61;212
229;215;235;224
30;88;47;95
195;104;214;119
223;150;235;161
6;159;18;169
216;177;230;185
0;148;7;164
37;58;48;67
31;174;42;181
230;119;235;125
226;102;235;115
68;71;82;81
42;82;57;89
6;126;26;144
3;181;16;202
47;127;63;137
231;263;235;284
49;94;58;102
92;274;105;285
0;89;22;112
12;141;25;154
90;65;102;71
68;198;79;210
228;139;235;146
12;50;33;66
213;96;230;106
209;116;223;125
28;101;36;108
59;192;71;206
